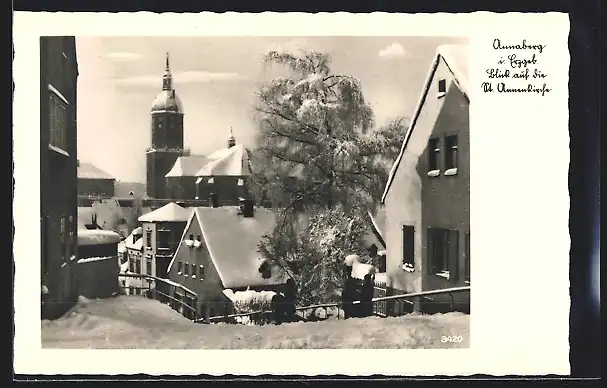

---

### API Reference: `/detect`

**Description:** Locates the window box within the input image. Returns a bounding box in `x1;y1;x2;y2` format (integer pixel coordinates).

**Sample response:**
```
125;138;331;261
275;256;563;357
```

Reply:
48;144;69;157
427;169;440;177
444;168;458;176
436;271;450;279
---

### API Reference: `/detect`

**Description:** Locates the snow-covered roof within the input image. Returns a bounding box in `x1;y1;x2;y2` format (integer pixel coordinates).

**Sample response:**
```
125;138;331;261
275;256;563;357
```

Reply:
381;44;469;204
118;241;127;254
195;144;252;177
77;230;121;246
138;202;192;223
77;256;117;264
77;162;115;180
168;206;290;289
125;237;143;251
362;207;387;249
165;155;208;178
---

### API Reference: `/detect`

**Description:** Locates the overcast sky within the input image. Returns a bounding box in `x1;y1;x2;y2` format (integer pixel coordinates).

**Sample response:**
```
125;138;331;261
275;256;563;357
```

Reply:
76;36;467;182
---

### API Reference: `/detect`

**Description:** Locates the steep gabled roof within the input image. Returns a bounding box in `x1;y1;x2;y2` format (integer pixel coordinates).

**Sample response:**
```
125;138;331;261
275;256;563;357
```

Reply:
124;227;144;251
362;207;387;249
381;44;469;204
195;144;252;178
168;206;290;289
138;202;192;223
165;155;208;178
77;162;115;180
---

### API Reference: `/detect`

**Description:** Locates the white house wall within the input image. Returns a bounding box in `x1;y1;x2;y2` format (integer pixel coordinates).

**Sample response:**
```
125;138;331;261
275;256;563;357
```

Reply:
385;57;459;295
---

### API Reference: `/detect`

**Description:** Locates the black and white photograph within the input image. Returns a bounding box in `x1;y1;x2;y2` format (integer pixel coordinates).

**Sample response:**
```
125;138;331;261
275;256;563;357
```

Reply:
13;11;574;376
40;35;471;349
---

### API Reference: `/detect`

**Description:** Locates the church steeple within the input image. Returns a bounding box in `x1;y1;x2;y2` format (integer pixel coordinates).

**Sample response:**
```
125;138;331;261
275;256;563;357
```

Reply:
228;126;236;148
162;52;172;91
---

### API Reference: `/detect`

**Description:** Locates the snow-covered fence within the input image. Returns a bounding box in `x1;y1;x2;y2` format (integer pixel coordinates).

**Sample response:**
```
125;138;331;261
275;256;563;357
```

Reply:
116;273;199;320
214;289;292;325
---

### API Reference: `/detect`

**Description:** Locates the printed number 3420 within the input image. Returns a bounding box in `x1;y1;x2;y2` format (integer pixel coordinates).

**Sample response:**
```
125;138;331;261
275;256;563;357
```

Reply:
441;335;464;343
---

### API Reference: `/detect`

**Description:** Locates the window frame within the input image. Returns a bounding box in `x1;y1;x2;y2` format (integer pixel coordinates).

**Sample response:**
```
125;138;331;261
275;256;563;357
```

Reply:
146;258;153;276
145;230;153;249
444;134;459;173
402;224;415;270
437;78;447;97
427;227;459;281
157;229;171;249
427;137;441;175
48;85;69;154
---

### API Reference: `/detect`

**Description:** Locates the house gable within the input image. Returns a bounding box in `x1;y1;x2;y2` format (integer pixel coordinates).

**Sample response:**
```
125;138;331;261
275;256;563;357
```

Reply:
381;45;470;295
381;45;469;204
167;211;226;307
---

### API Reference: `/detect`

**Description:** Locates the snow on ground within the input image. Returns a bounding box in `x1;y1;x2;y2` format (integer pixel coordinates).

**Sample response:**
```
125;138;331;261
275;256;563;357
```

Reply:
42;296;470;349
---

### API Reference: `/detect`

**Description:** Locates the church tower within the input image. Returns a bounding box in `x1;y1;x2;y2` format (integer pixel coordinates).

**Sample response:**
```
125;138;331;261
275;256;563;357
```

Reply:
146;53;186;199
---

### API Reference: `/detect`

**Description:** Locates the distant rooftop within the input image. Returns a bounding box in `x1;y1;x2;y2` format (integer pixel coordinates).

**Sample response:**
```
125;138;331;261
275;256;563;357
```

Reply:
138;202;192;223
77;161;115;180
165;155;208;178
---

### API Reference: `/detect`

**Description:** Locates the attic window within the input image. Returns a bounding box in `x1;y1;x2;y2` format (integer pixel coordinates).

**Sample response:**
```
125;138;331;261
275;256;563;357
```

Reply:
437;79;447;98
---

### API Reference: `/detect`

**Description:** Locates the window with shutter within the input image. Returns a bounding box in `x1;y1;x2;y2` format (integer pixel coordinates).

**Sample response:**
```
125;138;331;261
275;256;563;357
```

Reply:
427;138;441;173
448;229;460;283
427;227;451;278
402;225;415;270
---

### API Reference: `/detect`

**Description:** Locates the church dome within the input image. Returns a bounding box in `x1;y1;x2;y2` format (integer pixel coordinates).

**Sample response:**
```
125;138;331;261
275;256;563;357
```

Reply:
151;90;183;113
150;52;183;114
